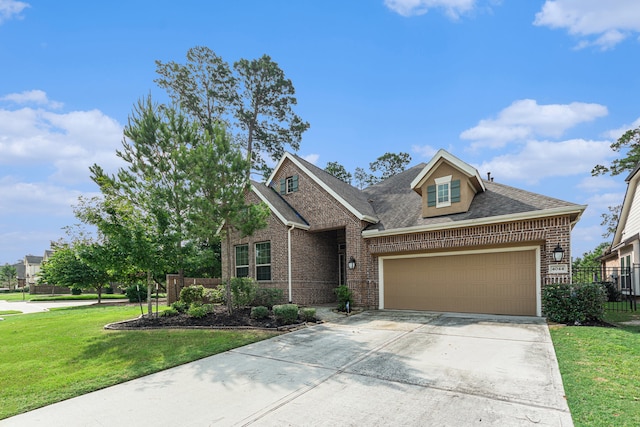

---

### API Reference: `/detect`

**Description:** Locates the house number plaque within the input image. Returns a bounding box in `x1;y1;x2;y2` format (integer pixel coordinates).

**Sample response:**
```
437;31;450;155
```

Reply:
549;264;568;274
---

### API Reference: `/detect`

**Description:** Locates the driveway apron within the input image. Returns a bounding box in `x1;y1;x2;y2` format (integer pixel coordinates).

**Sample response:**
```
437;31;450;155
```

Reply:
1;311;572;426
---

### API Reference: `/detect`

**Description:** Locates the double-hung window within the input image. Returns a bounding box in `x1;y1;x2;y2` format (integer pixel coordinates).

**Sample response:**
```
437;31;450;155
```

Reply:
235;244;249;278
435;176;452;208
255;242;271;281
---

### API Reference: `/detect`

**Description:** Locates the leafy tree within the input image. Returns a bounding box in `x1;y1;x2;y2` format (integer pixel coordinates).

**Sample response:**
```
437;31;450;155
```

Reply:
369;152;412;181
354;167;376;190
592;126;640;176
38;243;111;303
572;242;610;270
186;125;269;313
600;204;622;239
0;264;17;289
325;161;352;184
233;54;309;180
155;47;309;182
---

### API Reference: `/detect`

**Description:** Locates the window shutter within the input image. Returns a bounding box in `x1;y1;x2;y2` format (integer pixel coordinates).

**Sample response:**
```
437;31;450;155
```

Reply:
451;180;461;203
292;175;299;192
427;185;436;207
280;178;286;195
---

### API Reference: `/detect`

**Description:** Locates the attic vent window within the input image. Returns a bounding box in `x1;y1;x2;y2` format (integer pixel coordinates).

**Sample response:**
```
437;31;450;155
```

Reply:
435;176;452;208
279;175;299;194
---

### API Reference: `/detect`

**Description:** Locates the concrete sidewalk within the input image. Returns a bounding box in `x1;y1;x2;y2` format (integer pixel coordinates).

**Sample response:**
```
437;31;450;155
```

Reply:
0;310;572;426
0;299;99;315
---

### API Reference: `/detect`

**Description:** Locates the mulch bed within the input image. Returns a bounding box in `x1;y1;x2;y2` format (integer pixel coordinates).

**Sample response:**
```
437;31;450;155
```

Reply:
106;306;315;330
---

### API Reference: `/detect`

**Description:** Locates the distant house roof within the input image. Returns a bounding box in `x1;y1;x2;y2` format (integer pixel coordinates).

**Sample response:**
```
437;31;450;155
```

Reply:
24;255;43;264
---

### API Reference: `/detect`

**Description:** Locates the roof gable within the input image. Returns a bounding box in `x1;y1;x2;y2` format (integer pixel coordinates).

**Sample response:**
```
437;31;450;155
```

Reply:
613;163;640;247
267;153;378;223
410;149;485;195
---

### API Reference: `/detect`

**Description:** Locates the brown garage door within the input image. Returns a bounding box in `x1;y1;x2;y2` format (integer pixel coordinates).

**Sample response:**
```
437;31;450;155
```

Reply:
383;250;537;316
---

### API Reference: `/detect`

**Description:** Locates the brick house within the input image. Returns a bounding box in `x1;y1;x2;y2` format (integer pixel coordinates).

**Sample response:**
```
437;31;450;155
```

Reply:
223;149;586;316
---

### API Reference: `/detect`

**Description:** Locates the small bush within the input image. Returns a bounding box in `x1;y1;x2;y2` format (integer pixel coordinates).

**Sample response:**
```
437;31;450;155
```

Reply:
205;286;226;304
250;306;270;320
124;284;147;302
601;281;622;302
188;303;212;318
71;287;82;295
252;287;284;309
334;285;352;312
542;282;607;324
104;286;114;295
180;285;206;306
230;277;258;308
299;307;316;322
170;300;188;313
160;307;179;317
273;304;299;325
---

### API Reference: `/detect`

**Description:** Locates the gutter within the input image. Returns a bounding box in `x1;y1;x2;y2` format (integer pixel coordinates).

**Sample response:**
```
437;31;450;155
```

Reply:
362;205;587;239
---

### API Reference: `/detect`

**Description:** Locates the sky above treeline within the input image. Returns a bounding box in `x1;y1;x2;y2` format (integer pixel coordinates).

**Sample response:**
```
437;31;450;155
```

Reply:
1;0;640;264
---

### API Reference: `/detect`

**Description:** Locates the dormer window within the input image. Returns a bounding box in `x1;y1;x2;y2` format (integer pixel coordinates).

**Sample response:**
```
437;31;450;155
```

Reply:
435;176;452;208
279;175;299;194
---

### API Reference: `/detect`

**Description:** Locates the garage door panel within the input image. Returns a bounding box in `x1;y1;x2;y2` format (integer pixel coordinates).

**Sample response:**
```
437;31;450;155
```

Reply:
383;250;536;316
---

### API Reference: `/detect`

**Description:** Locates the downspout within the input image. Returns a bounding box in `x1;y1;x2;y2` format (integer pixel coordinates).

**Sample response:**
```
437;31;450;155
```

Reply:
288;224;295;303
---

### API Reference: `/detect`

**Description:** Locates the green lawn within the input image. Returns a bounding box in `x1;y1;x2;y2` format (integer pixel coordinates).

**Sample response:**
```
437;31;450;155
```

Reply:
0;305;278;420
550;309;640;427
0;292;128;302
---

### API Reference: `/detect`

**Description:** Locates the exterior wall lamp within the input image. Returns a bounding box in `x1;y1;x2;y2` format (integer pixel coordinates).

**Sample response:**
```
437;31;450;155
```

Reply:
552;243;565;262
347;256;356;270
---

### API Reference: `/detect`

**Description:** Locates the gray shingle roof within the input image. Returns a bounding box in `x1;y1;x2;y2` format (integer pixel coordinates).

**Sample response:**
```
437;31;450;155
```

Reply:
362;164;583;231
252;181;309;227
291;154;379;221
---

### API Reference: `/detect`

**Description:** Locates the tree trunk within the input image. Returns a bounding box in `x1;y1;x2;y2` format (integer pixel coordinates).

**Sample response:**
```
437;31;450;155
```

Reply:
224;225;233;315
147;270;153;317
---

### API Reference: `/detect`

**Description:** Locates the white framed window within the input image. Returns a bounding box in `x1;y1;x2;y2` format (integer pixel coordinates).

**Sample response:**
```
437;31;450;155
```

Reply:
435;175;452;208
235;244;249;278
255;242;271;281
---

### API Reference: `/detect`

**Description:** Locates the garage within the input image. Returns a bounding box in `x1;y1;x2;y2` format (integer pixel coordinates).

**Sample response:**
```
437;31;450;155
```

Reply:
381;248;539;316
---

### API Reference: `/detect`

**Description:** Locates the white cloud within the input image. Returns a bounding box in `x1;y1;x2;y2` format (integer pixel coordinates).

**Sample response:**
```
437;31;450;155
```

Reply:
475;139;612;183
576;175;623;193
460;99;608;149
1;90;63;109
0;0;29;24
0;177;98;216
0;99;123;183
534;0;640;50
602;116;640;140
411;144;439;158
302;153;320;164
384;0;476;19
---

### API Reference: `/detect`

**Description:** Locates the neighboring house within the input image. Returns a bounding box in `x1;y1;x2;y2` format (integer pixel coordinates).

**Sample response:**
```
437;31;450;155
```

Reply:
24;255;43;287
13;262;26;288
223;149;586;316
601;163;640;295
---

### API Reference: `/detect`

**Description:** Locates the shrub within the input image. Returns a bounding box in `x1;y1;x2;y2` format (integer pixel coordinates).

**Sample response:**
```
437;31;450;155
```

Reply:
205;286;226;304
273;304;299;325
542;282;607;324
124;284;147;302
104;286;114;295
170;300;188;313
230;277;258;308
299;307;316;322
188;303;212;318
180;285;206;306
252;287;284;309
601;281;622;302
334;285;352;312
160;307;179;317
250;305;270;320
71;287;82;295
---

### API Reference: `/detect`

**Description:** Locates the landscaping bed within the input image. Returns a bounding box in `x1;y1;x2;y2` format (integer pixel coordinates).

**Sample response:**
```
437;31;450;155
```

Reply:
107;305;317;330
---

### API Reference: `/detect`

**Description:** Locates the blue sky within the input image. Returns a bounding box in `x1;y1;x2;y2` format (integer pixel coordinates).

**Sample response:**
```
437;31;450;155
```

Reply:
1;0;640;265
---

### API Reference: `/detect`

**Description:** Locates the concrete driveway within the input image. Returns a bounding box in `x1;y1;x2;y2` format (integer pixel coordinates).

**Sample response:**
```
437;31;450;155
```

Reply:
1;311;572;426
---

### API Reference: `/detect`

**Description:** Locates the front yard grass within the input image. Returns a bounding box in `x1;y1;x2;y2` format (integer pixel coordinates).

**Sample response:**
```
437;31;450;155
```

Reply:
0;305;278;420
550;309;640;427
